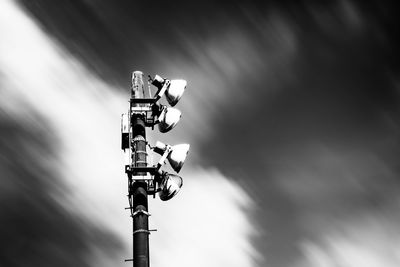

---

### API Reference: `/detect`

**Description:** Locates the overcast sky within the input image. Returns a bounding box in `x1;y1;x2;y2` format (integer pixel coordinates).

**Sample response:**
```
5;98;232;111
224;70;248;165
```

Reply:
1;1;399;267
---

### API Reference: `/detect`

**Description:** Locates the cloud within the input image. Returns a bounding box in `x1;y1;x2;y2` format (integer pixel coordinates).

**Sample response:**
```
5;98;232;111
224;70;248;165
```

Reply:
297;210;400;267
274;143;400;267
151;167;259;267
0;105;122;267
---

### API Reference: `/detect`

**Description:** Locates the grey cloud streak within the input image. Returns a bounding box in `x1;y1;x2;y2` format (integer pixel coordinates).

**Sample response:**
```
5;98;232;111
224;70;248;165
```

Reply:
197;3;400;267
0;103;122;266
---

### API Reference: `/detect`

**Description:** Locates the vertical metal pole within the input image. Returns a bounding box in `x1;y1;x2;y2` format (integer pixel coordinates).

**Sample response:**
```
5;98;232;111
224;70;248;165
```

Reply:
130;71;150;267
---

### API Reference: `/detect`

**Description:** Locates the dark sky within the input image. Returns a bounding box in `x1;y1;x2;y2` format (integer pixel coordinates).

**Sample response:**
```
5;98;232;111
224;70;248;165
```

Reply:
2;1;400;266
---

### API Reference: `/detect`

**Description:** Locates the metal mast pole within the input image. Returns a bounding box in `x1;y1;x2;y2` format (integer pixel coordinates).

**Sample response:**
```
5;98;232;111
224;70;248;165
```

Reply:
130;71;150;267
122;70;188;266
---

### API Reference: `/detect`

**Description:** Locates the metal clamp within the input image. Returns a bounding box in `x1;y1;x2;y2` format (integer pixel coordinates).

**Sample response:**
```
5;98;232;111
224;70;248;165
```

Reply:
133;229;150;235
131;106;152;112
130;174;153;180
129;166;157;175
134;151;148;155
132;209;151;217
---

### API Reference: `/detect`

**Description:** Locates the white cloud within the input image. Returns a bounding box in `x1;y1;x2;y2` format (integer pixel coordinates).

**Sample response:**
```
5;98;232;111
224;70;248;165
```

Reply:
151;167;258;267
